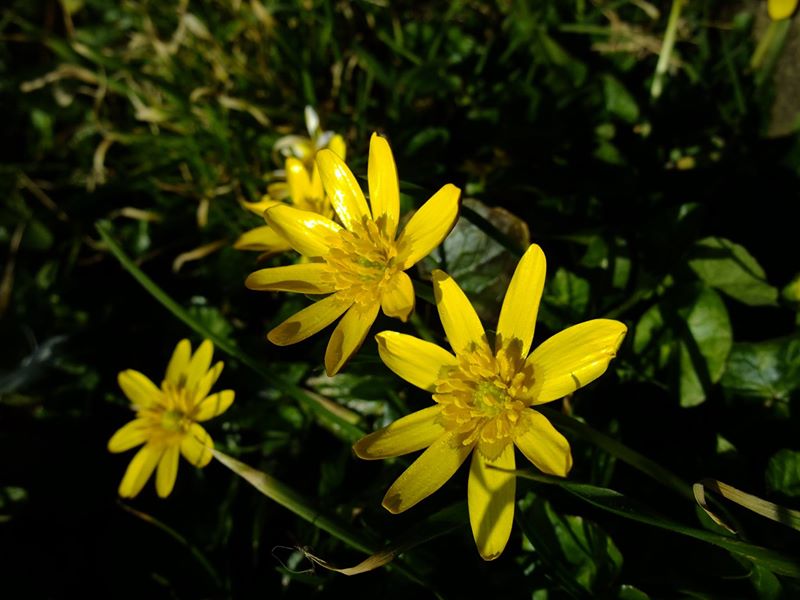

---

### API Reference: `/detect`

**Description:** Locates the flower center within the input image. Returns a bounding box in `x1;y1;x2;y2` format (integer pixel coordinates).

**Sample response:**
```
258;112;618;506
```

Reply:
433;344;534;457
161;409;188;432
322;216;398;305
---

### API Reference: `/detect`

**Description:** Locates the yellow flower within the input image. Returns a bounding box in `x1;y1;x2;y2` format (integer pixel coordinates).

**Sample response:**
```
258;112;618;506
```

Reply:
353;245;627;560
234;155;339;256
245;133;461;376
235;106;346;256
108;339;234;498
768;0;798;20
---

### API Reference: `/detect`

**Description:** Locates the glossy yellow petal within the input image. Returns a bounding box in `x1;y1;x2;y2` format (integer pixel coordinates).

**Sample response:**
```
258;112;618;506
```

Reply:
468;442;516;561
245;263;336;294
316;149;371;231
190;361;223;407
353;405;445;459
241;196;281;218
527;319;627;404
155;444;180;498
264;203;342;258
368;133;400;238
328;133;346;160
286;157;313;210
185;340;213;394
118;443;162;498
769;0;798;20
233;226;293;254
324;301;381;376
396;183;460;268
310;163;325;204
244;263;336;294
107;418;150;453
432;270;488;355
118;370;164;409
268;293;352;346
513;409;572;476
380;271;415;321
194;390;235;422
165;339;191;386
180;423;213;468
495;244;546;358
375;331;457;391
382;431;474;514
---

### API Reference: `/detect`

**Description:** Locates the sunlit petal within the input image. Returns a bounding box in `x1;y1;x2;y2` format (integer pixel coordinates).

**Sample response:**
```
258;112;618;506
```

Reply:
396;183;460;268
155;445;180;498
233;225;293;254
324;301;381;376
468;442;516;561
268;293;352;346
432;270;488;355
246;263;336;294
527;319;627;404
380;271;415;321
185;340;213;394
118;370;164;409
495;244;546;358
118;443;162;498
194;390;235;422
769;0;798;20
285;157;313;210
264;203;342;258
382;432;474;514
241;196;281;218
108;418;150;453
375;331;457;391
190;361;224;407
165;339;191;387
513;409;572;476
353;406;445;459
328;134;347;160
316;149;371;231
368;133;400;238
180;423;213;468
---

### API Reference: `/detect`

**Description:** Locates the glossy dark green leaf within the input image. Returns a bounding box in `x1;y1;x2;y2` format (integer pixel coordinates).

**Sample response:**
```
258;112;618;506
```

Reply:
721;336;800;401
766;450;800;497
688;237;778;307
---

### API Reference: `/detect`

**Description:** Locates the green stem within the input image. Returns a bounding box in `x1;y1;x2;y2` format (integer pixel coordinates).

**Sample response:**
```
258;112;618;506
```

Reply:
650;0;685;99
538;406;693;501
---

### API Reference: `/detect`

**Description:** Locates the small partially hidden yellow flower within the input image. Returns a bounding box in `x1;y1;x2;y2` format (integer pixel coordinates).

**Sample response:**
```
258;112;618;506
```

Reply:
235;106;346;257
353;245;627;561
768;0;798;20
245;132;461;376
108;339;234;498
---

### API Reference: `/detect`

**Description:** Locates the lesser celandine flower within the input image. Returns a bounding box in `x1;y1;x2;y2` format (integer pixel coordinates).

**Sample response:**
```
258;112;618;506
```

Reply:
768;0;798;20
108;339;234;498
353;244;627;560
245;133;460;376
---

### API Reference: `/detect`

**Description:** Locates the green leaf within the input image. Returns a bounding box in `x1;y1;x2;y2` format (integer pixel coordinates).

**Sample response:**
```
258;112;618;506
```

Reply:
422;199;529;322
602;75;640;123
519;496;623;597
511;471;800;578
688;237;778;307
721;335;800;401
766;450;800;497
678;286;733;407
538;268;590;331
